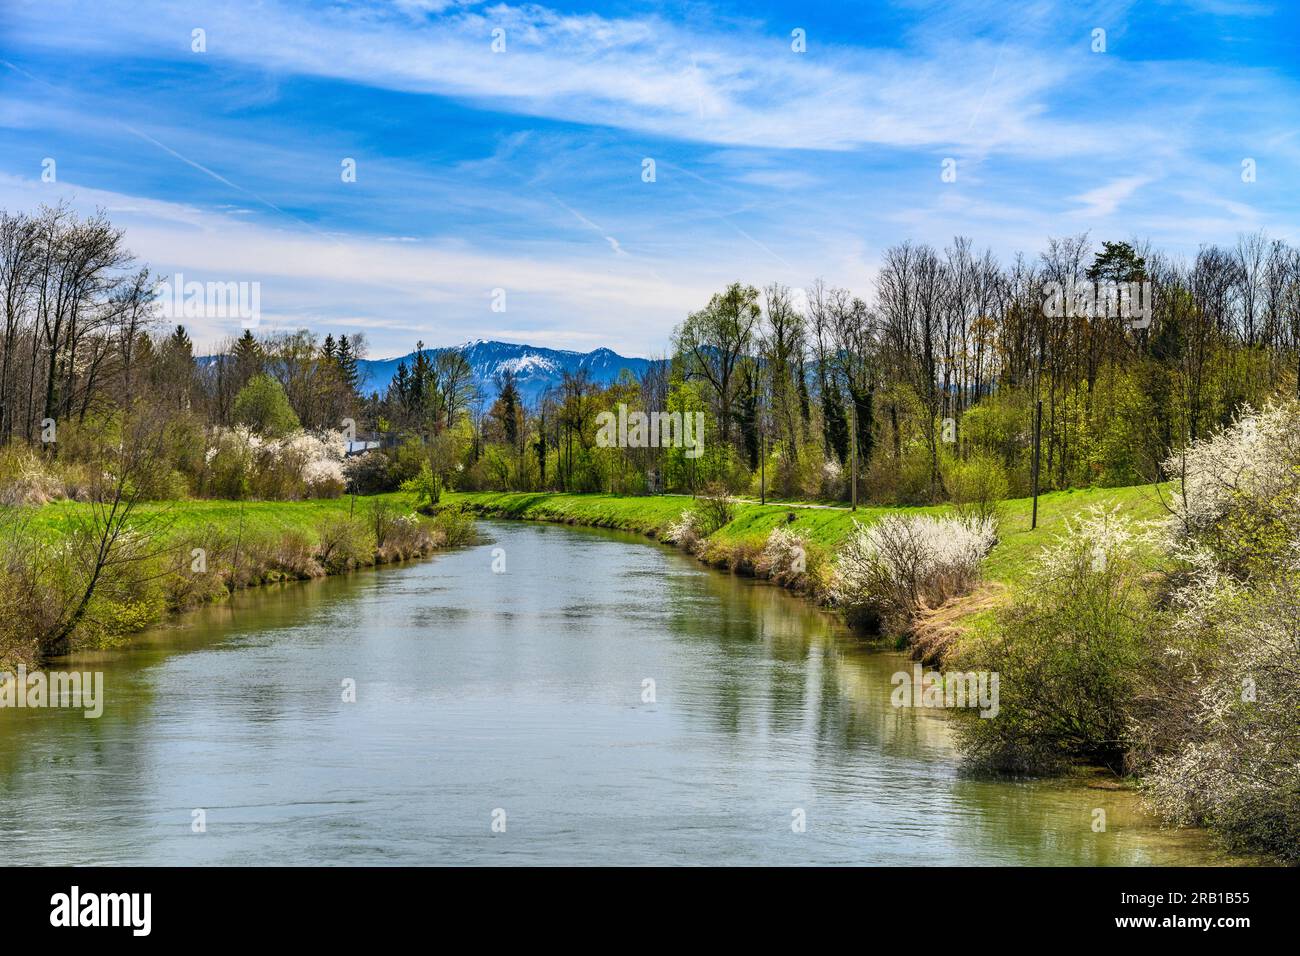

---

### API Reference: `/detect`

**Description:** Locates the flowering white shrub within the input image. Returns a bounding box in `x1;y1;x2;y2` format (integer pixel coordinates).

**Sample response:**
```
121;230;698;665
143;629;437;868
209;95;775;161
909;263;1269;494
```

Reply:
1142;563;1300;861
1163;401;1300;573
1139;401;1300;859
283;431;347;496
203;427;347;499
663;510;699;549
1030;505;1155;587
758;526;810;586
833;513;997;627
819;457;844;499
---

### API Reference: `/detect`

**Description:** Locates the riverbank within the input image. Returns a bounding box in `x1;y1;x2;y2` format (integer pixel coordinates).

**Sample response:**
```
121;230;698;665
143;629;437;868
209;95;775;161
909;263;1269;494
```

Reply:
2;516;1244;866
1;493;473;667
447;484;1171;651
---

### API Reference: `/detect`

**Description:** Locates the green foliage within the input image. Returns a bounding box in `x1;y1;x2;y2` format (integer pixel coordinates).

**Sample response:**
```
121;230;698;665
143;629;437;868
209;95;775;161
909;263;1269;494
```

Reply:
401;459;441;510
387;437;429;486
429;505;476;546
943;453;1009;525
233;373;300;438
952;509;1155;773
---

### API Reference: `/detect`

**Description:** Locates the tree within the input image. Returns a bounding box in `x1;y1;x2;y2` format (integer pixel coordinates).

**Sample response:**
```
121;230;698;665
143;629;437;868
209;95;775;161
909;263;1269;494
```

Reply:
232;329;263;388
337;334;360;394
674;282;761;446
233;372;300;437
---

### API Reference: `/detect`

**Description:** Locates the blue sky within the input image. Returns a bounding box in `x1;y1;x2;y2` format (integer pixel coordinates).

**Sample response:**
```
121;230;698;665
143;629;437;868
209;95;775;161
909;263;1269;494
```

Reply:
1;0;1297;358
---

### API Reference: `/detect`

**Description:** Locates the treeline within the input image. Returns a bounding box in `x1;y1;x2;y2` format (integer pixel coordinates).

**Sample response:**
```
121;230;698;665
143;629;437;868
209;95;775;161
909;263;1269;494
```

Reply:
4;202;1300;510
464;234;1300;504
0;204;375;502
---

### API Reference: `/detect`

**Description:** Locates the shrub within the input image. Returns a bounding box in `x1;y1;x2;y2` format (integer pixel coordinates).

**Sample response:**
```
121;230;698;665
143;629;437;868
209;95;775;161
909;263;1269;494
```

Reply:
344;451;394;494
165;526;236;609
401;459;441;511
314;516;370;573
663;510;700;551
944;453;1009;525
203;427;347;501
1164;401;1300;577
377;513;432;561
387;437;430;486
814;456;845;501
1140;571;1300;862
270;530;323;578
833;513;998;631
428;505;476;547
365;497;397;549
1135;403;1300;860
0;447;63;505
951;507;1154;773
691;483;735;536
203;429;253;499
757;526;811;587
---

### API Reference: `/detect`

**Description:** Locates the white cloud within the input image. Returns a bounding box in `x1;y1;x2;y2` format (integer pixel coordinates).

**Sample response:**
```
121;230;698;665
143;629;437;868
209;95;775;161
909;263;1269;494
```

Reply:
5;0;1145;157
1069;176;1152;218
0;173;724;355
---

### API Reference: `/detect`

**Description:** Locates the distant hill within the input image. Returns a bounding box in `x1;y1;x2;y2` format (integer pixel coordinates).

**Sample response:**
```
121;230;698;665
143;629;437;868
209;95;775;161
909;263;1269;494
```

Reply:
356;340;659;405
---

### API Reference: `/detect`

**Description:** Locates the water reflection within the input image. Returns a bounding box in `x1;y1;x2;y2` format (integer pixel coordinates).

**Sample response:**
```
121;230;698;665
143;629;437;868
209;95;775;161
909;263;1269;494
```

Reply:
0;520;1244;865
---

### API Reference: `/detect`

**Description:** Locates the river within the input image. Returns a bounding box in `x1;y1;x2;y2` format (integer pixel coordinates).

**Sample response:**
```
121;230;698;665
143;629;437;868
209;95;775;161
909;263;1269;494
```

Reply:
0;520;1242;865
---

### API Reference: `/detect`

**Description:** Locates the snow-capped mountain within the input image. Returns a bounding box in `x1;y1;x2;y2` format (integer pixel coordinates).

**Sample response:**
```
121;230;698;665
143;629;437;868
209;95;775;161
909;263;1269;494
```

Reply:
357;340;658;405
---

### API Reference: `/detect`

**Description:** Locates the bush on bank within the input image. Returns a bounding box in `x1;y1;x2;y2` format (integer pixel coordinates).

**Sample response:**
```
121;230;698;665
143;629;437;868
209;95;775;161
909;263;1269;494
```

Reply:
950;404;1300;863
950;508;1156;774
0;496;475;669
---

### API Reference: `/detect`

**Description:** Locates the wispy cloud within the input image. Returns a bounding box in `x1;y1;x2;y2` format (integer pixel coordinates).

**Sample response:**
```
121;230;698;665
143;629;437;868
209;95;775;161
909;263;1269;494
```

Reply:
2;0;1297;356
1069;176;1152;218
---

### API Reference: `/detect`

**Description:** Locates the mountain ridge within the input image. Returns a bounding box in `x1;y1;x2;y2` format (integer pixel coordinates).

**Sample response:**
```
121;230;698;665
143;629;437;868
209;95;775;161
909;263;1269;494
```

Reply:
356;339;659;405
197;339;662;406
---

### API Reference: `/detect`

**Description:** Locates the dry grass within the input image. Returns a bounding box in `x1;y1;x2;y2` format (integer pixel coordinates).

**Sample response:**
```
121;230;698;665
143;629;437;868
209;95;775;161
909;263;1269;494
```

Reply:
909;582;1007;665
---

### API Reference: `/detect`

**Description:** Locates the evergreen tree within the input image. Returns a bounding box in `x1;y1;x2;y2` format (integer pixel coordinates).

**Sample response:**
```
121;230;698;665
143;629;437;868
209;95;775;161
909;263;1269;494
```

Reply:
491;370;521;448
232;329;263;388
337;334;360;395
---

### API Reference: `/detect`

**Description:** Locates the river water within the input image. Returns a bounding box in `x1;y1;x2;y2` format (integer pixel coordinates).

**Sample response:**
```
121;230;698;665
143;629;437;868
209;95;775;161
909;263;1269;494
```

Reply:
0;520;1241;865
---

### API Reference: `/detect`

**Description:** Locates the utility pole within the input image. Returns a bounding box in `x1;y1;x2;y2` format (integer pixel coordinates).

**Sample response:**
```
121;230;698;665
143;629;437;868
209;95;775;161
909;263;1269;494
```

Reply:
1031;398;1043;530
850;398;858;512
759;384;768;505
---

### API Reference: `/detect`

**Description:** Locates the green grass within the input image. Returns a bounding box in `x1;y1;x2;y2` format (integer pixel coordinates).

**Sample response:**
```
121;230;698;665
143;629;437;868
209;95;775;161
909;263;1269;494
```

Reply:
12;482;1175;642
448;484;1177;646
16;483;1173;590
448;483;1173;588
13;492;415;546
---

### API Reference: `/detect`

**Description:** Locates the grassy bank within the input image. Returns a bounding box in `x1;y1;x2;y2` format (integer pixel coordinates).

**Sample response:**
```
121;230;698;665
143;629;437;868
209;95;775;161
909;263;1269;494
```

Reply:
448;484;1173;643
8;482;1166;661
22;492;410;544
2;492;472;666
